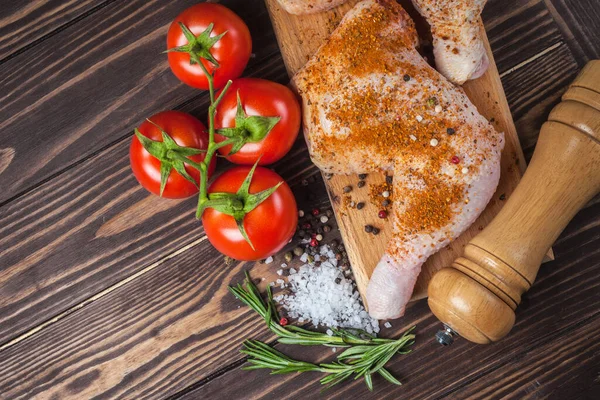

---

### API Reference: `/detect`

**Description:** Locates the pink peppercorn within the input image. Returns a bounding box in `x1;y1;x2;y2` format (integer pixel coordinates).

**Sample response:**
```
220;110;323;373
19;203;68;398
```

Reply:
312;208;320;216
279;317;288;326
378;210;387;219
451;155;460;164
310;238;318;247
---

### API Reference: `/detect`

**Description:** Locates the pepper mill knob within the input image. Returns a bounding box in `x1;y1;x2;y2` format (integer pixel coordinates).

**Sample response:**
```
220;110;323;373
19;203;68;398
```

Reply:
428;60;600;344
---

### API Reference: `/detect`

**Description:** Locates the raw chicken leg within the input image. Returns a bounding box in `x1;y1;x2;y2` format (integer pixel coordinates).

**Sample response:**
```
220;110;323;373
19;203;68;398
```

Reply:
293;0;504;319
277;0;347;15
412;0;489;84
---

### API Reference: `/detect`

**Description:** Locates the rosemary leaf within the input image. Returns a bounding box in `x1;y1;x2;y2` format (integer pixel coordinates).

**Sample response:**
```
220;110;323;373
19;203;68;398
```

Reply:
378;367;402;386
230;271;416;390
364;373;374;391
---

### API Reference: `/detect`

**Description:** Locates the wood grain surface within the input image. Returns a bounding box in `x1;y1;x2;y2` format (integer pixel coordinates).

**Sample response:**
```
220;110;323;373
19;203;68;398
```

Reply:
0;0;107;61
0;0;283;345
263;0;533;301
0;0;598;399
0;0;278;205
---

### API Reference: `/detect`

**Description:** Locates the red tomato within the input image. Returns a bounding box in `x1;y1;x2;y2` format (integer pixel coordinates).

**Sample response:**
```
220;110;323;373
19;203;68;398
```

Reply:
214;78;301;165
202;166;297;260
167;3;252;90
130;111;216;199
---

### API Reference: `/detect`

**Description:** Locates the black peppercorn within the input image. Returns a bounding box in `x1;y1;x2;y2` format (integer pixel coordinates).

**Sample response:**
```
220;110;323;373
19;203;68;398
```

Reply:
403;74;411;81
386;175;393;184
447;127;456;135
382;200;390;207
343;185;352;193
357;180;366;188
365;225;374;233
357;202;365;210
372;227;381;235
358;173;367;180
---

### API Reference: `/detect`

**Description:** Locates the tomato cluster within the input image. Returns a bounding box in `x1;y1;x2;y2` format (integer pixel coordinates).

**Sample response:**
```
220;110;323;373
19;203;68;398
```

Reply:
129;3;300;261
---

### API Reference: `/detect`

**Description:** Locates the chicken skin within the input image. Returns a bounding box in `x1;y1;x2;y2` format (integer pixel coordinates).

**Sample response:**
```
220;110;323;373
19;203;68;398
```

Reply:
293;0;504;319
278;0;489;84
412;0;489;84
277;0;347;14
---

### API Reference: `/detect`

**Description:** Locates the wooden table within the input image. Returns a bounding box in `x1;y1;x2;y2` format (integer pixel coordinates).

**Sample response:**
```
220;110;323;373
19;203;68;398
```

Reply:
0;0;598;398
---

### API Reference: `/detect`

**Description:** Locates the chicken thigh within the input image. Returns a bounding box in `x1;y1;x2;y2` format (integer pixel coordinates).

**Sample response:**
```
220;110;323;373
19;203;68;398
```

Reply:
412;0;489;84
277;0;347;15
293;0;504;319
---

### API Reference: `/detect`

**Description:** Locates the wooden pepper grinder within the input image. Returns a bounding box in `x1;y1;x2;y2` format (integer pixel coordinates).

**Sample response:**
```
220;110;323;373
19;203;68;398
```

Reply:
428;60;600;345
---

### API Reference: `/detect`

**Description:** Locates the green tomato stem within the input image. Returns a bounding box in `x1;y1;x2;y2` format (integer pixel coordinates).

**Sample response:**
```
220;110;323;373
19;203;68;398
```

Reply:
190;59;235;216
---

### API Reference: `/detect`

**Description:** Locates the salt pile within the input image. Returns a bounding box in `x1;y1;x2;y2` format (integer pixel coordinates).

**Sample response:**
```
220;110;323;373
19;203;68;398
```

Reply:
274;244;380;334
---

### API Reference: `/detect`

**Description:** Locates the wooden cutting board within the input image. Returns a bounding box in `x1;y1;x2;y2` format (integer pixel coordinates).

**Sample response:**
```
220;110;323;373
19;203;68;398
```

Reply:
264;0;542;303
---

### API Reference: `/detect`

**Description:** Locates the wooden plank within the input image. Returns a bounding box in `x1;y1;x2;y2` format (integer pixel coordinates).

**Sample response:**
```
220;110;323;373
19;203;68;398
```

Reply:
0;199;596;399
0;0;106;61
443;317;600;399
170;200;600;399
0;63;300;348
0;60;291;347
0;0;279;205
0;176;337;400
502;42;580;159
483;0;563;73
544;0;600;65
263;0;530;302
0;141;206;345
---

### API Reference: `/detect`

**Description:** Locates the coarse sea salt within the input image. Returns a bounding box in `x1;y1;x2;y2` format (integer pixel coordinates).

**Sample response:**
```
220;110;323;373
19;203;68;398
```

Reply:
275;244;380;334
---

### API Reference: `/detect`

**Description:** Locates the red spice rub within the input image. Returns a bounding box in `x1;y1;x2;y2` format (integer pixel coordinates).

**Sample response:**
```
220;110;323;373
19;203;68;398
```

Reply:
293;0;502;240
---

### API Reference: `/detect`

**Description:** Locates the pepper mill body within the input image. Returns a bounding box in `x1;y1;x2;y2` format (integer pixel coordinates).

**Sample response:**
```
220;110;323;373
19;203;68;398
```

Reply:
428;60;600;344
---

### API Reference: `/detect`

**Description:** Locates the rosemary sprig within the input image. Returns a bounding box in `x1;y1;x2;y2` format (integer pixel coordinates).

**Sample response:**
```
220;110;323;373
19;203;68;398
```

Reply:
229;272;416;390
229;272;413;347
241;335;412;391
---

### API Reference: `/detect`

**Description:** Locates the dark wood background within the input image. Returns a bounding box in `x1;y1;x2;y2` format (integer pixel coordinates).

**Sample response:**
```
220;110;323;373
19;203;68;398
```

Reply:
0;0;598;398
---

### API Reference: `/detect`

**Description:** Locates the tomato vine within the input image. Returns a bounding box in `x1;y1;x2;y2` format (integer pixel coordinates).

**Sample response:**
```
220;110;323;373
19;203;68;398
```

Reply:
135;21;282;249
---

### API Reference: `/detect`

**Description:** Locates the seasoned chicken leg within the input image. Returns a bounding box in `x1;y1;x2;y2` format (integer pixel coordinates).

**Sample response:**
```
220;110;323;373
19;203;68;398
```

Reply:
412;0;489;84
293;0;504;319
277;0;347;15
